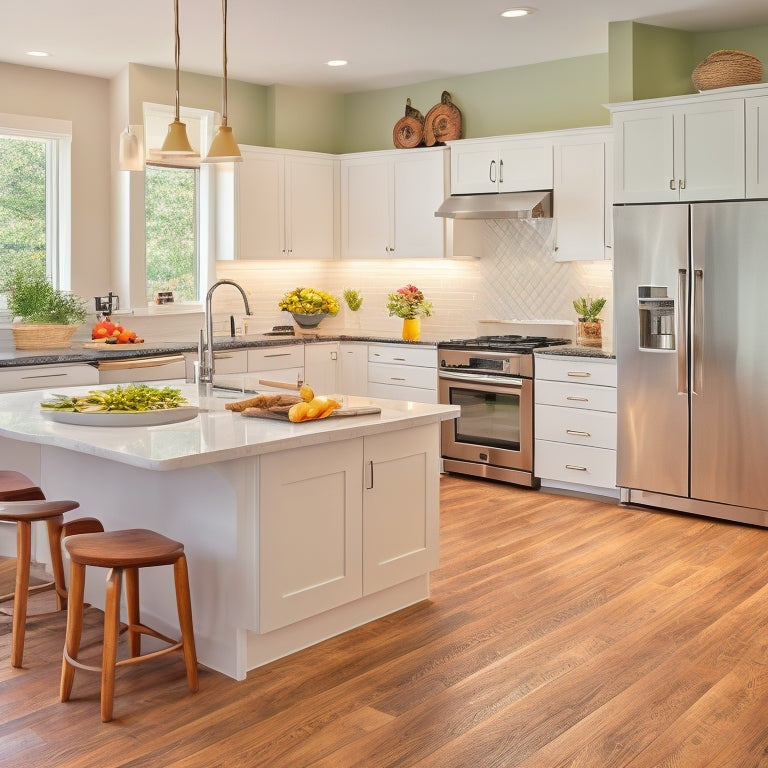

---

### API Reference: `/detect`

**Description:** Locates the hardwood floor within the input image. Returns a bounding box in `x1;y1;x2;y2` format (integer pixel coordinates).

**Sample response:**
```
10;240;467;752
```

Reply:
2;475;768;767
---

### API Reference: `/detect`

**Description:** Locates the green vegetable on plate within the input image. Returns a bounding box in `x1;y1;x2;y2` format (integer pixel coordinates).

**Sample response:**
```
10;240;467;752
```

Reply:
40;384;187;413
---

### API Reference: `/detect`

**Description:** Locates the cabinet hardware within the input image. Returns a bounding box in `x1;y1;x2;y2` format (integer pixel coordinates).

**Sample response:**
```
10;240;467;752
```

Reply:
499;158;504;184
567;371;591;378
264;352;290;358
390;377;407;382
393;357;406;362
566;395;589;402
21;373;68;380
489;159;496;183
565;464;588;471
365;460;374;490
678;179;686;190
669;179;676;190
566;430;591;437
330;352;337;361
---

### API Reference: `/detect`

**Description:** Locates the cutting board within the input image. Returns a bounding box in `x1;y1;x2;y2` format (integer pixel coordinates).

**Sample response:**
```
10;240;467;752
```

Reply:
240;405;381;421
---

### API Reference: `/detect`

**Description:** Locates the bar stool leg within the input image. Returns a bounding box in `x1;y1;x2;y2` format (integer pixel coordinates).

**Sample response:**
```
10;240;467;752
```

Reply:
124;566;141;657
60;561;86;702
101;567;122;722
11;520;32;668
174;554;199;692
45;514;66;611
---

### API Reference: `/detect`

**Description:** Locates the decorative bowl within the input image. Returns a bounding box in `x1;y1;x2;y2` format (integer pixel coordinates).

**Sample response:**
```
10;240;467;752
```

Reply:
291;313;327;329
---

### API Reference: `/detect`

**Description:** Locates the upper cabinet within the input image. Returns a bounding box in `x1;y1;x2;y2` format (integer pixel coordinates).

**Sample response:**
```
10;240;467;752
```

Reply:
340;147;448;259
552;128;613;262
611;93;747;203
449;136;553;194
746;95;768;198
236;146;338;260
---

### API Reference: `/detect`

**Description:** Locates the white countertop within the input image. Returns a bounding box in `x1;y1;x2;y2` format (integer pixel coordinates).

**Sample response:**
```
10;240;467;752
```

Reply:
0;383;458;471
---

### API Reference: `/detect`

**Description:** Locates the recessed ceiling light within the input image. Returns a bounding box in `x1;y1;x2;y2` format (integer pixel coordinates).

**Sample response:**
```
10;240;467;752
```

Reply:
26;51;51;57
500;8;537;18
327;60;348;67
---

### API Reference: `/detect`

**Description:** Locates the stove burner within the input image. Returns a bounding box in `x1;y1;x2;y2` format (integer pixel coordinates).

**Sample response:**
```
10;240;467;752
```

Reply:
438;335;570;353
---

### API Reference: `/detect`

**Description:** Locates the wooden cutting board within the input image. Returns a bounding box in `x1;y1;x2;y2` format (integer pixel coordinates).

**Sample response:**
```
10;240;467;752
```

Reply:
240;405;381;421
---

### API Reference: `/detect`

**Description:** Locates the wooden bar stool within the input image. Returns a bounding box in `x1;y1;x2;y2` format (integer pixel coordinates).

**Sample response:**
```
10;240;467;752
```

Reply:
0;470;101;668
60;528;199;722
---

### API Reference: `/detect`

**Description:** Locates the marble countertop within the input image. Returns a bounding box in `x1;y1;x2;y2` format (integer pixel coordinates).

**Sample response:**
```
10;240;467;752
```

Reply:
0;384;458;471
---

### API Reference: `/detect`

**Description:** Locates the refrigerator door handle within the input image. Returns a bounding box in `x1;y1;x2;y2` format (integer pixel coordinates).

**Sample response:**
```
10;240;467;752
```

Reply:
692;268;704;395
677;268;688;395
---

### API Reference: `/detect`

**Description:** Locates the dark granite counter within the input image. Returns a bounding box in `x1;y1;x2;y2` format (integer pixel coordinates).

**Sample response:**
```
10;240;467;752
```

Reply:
535;344;615;361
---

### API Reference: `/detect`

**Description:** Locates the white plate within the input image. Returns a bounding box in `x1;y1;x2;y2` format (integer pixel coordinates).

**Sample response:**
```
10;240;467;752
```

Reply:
41;406;199;427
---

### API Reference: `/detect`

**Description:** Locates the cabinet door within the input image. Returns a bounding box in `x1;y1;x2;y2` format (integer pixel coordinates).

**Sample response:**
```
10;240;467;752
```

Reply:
304;342;339;394
613;108;676;203
450;143;499;194
677;99;745;201
497;139;553;191
341;157;392;258
259;440;363;632
237;149;285;258
553;137;609;261
746;95;768;198
286;155;337;259
339;343;368;396
392;150;446;258
363;425;439;594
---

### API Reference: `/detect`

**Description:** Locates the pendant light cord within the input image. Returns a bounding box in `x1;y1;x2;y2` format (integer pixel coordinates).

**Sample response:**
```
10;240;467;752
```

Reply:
220;0;229;127
173;0;181;121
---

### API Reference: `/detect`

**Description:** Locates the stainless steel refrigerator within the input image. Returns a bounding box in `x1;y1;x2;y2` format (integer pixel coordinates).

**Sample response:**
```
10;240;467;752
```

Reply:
614;201;768;527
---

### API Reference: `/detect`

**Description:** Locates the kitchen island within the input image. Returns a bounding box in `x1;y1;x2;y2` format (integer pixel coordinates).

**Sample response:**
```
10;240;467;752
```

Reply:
0;384;458;680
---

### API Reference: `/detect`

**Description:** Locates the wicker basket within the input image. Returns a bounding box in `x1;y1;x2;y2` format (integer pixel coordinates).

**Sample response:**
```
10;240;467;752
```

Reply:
692;49;763;91
11;323;78;350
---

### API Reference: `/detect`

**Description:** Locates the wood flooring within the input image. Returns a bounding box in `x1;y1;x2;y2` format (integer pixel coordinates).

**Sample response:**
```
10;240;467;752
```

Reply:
2;475;768;767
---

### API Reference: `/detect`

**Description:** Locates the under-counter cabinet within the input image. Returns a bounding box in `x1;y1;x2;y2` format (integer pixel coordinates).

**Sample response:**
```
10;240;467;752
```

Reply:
449;135;553;194
339;342;368;397
611;96;745;203
0;363;99;392
236;146;338;260
746;95;768;198
552;129;613;261
341;147;447;259
368;344;438;404
303;342;339;394
258;424;439;631
534;357;617;491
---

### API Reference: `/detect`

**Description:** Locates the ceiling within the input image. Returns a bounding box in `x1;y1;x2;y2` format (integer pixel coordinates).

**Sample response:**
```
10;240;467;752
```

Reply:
5;0;768;93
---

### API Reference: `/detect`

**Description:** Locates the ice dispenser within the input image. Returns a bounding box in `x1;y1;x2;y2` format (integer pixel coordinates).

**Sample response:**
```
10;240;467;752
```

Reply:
638;286;675;350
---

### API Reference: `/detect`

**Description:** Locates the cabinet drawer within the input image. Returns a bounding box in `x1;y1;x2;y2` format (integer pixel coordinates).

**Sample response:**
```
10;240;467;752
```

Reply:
535;440;617;489
535;404;616;450
368;362;436;390
368;344;436;367
0;364;99;392
535;379;616;412
247;345;304;371
535;357;617;386
367;382;437;404
212;349;248;374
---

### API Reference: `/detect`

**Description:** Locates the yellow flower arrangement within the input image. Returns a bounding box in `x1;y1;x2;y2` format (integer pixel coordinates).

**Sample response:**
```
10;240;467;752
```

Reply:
278;287;340;316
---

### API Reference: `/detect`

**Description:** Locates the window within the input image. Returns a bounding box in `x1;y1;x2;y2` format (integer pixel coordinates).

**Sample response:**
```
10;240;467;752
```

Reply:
0;114;71;293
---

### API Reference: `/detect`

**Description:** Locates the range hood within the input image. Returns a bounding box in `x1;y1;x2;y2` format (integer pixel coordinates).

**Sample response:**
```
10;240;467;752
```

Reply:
435;190;552;220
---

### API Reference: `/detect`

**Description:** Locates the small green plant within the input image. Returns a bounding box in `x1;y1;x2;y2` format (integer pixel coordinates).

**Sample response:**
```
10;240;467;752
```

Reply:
573;295;606;322
4;270;88;325
343;288;363;312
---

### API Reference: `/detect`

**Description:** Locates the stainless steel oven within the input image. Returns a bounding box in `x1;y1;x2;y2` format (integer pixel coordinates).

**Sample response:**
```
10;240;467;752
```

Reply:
438;337;568;487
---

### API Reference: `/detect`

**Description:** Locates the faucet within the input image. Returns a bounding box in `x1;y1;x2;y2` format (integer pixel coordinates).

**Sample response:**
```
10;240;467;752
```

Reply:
199;279;252;384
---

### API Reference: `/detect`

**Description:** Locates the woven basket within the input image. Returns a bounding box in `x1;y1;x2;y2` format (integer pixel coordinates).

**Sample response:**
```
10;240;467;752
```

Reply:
12;323;78;350
692;49;763;91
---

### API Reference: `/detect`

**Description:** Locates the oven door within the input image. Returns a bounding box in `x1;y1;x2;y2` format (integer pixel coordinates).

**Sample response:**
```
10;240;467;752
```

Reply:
438;370;533;472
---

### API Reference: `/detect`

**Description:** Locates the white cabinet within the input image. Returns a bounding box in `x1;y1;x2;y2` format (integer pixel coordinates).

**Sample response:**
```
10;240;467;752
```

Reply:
303;342;339;394
746;95;768;198
534;356;617;491
612;97;745;203
341;148;447;259
258;424;439;631
237;146;338;260
247;344;304;388
449;135;553;194
552;129;613;261
0;363;99;392
367;344;437;403
339;342;368;396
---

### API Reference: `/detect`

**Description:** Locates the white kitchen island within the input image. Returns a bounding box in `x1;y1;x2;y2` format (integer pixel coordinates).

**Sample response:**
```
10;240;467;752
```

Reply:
0;384;458;680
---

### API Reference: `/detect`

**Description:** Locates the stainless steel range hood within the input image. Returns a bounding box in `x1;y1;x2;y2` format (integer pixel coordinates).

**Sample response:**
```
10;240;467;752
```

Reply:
435;190;552;219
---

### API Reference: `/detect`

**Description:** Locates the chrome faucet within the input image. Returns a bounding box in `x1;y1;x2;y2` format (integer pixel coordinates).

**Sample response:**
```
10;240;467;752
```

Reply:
199;279;252;384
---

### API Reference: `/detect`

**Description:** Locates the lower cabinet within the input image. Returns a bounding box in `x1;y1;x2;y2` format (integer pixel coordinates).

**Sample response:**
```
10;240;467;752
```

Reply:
303;341;339;394
367;344;438;403
0;363;99;392
258;424;439;632
339;342;368;396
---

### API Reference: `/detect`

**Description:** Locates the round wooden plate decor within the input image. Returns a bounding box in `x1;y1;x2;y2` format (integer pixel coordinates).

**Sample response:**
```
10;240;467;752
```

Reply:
424;91;462;146
393;98;425;148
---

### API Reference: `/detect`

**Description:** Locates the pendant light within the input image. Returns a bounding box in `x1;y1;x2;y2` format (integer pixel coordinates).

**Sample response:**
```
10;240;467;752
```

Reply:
118;125;144;171
204;0;242;162
160;0;197;156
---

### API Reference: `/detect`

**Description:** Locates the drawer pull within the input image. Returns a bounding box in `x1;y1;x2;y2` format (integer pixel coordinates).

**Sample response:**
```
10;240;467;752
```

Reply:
565;464;588;472
566;396;589;402
567;371;591;378
390;377;407;382
566;429;591;437
263;352;291;358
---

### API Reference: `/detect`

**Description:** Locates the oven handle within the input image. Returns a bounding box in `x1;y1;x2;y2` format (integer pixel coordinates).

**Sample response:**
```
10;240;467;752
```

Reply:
438;370;524;388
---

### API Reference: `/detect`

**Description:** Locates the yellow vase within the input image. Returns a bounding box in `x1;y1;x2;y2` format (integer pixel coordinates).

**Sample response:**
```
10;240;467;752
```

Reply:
401;317;421;341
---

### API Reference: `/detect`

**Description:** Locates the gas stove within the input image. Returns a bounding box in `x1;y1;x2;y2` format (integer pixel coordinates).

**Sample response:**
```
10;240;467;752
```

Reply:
438;335;571;353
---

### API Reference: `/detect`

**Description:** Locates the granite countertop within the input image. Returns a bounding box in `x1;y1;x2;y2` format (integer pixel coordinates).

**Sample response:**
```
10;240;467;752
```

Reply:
535;344;616;360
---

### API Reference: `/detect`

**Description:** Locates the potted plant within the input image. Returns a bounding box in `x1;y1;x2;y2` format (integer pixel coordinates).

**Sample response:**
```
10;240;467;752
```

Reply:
5;271;89;349
278;287;340;328
386;284;433;341
573;295;607;347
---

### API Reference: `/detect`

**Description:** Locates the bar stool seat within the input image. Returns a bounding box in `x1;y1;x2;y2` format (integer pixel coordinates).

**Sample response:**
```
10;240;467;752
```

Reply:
60;528;199;722
0;469;101;668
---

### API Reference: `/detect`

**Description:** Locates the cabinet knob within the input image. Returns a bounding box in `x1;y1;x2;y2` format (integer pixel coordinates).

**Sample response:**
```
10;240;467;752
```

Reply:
669;179;676;190
678;179;686;190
